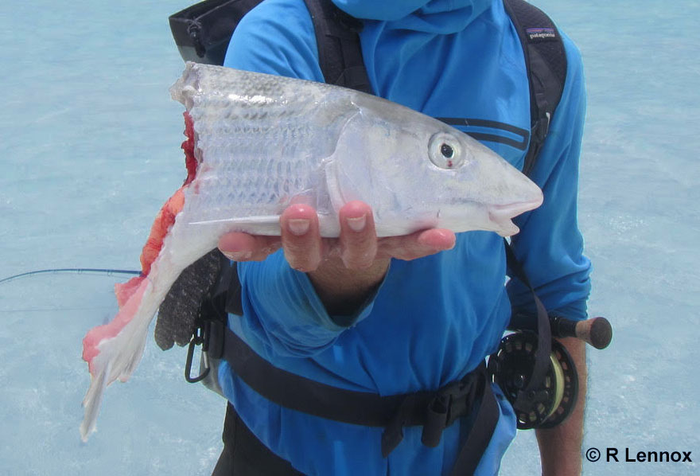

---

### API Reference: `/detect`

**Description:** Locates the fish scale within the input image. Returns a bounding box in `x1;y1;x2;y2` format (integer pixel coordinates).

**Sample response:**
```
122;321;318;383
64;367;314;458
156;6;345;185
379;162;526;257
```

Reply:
190;120;316;219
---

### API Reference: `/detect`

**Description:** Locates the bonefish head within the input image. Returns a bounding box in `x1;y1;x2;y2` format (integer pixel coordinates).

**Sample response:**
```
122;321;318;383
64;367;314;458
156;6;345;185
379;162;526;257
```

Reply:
327;97;543;236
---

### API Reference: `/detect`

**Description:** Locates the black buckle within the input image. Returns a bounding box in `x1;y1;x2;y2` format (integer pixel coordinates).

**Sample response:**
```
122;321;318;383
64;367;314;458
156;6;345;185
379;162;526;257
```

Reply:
421;378;476;448
186;21;206;58
381;371;481;457
532;112;550;142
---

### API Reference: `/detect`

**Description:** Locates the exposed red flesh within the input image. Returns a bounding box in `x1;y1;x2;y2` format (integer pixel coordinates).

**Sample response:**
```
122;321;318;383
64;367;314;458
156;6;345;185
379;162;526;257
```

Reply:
183;112;197;185
139;189;186;275
82;113;199;371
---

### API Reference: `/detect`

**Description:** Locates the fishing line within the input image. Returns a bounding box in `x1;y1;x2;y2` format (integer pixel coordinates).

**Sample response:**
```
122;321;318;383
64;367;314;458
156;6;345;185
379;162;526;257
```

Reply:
0;268;142;285
0;306;118;314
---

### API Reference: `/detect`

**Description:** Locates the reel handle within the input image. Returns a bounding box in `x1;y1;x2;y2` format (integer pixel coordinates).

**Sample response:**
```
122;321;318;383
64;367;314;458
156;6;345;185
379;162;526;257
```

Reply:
550;316;613;350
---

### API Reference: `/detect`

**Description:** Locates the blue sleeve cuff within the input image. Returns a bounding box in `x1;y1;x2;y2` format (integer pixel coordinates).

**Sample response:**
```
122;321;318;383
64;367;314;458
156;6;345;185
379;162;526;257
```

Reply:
236;251;382;358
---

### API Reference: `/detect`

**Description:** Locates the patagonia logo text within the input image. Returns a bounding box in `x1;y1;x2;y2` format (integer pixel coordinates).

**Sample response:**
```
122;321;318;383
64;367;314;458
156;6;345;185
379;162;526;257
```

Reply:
526;27;557;42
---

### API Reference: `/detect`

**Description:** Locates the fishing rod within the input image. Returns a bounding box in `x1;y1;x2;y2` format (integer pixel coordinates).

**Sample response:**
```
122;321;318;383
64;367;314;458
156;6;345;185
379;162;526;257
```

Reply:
0;268;142;285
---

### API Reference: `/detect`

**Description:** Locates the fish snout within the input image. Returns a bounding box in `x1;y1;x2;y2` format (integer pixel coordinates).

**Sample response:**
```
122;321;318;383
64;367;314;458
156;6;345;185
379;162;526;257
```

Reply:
489;192;544;221
488;193;544;237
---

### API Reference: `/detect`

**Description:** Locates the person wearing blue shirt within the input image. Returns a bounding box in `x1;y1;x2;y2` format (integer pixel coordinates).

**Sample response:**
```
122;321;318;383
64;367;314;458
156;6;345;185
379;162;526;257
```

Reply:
212;0;592;474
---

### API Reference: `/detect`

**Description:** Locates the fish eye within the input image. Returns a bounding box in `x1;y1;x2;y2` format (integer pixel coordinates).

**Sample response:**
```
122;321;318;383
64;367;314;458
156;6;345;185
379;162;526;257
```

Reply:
441;144;454;159
429;133;464;169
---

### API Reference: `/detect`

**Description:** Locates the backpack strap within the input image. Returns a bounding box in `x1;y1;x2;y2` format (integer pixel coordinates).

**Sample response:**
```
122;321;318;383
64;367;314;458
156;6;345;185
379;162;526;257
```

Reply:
169;0;265;65
503;0;567;176
502;240;552;404
303;0;373;93
170;0;372;92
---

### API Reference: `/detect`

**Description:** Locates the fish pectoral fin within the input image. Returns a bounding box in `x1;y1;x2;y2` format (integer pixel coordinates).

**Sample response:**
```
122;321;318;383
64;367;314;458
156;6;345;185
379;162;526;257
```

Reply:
188;215;279;225
189;215;282;236
323;159;346;215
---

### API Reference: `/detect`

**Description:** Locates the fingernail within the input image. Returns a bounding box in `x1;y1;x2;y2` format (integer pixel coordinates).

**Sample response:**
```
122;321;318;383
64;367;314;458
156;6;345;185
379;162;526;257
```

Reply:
223;251;252;261
346;215;366;233
288;218;310;236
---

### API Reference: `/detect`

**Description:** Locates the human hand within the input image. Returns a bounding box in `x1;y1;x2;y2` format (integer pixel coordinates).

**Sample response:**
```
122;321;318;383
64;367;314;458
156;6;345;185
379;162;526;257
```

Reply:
218;201;456;314
217;201;456;271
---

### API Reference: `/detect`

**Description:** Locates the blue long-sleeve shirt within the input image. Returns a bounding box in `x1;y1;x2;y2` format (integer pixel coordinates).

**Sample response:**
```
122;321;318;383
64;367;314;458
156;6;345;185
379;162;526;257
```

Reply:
218;0;591;474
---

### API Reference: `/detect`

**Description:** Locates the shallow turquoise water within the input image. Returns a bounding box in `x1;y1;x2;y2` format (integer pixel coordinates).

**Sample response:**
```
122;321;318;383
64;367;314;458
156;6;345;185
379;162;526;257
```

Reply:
1;0;698;474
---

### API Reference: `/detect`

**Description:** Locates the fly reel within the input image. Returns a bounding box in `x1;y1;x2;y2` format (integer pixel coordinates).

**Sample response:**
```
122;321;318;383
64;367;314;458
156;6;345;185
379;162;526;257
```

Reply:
488;331;578;429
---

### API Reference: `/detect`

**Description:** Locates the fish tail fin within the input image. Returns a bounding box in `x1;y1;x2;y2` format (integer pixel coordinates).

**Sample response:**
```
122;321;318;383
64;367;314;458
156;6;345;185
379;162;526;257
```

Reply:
80;179;191;440
80;323;147;441
80;360;111;442
81;278;153;440
119;330;148;383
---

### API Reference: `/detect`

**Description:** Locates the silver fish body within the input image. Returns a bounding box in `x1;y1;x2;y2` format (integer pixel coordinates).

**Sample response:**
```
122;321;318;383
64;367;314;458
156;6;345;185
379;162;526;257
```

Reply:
172;62;543;238
80;63;542;441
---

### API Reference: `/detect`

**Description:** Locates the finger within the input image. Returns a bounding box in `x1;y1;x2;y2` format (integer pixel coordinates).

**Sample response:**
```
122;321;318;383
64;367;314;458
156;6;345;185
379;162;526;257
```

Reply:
378;228;456;261
280;204;323;272
415;228;456;251
218;232;281;261
338;201;378;269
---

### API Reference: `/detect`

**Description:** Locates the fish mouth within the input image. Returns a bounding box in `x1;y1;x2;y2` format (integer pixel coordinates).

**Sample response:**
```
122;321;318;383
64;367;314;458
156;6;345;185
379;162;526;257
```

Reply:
488;196;544;236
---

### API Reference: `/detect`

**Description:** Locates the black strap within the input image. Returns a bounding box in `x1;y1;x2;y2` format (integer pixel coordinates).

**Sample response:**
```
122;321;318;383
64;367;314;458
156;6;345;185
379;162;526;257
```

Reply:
211;319;497;468
503;0;567;175
503;240;552;406
169;0;266;65
451;381;500;476
220;324;410;427
302;0;372;93
170;0;373;95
